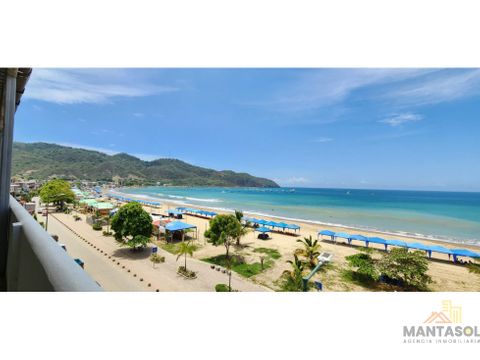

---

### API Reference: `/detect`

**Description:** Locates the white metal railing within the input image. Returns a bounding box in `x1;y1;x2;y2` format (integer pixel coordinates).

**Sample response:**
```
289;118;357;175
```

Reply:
6;196;101;291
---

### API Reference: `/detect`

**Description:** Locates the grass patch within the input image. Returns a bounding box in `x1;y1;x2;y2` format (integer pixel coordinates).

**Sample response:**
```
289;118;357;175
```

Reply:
160;242;180;254
253;247;281;260
202;254;273;278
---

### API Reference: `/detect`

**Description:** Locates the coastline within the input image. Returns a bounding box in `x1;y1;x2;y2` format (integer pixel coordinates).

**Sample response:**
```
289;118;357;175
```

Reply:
107;188;480;249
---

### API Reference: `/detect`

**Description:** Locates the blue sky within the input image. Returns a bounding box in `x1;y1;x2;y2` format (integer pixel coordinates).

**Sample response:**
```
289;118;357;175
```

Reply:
14;68;480;191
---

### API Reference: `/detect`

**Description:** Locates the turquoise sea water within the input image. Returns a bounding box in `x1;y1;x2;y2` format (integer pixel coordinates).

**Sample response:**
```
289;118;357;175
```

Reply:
119;187;480;245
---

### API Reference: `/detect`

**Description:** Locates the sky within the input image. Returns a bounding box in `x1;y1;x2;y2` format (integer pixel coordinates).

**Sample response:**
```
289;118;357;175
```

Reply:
13;68;480;191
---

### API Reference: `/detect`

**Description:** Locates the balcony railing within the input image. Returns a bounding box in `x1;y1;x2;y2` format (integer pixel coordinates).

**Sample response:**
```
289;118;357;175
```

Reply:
6;196;101;291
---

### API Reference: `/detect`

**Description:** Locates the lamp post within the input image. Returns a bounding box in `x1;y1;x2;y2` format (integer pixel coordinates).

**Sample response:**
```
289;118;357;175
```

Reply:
45;206;49;230
45;193;66;231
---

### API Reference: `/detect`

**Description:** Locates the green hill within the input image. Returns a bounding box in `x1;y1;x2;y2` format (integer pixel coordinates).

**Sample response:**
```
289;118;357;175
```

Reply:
11;142;279;188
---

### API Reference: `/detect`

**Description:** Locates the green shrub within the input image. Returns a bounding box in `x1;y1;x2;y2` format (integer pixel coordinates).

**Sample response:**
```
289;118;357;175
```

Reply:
150;253;165;265
177;266;197;279
92;223;102;231
378;248;432;291
345;252;379;282
102;230;113;236
215;283;230;292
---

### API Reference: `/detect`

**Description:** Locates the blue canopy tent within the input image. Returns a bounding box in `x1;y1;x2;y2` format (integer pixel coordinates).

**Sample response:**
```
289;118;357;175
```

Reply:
385;239;409;250
265;221;278;228
277;222;289;231
286;224;300;233
450;248;480;263
255;226;271;240
165;221;197;242
257;219;269;226
255;226;272;233
407;242;433;257
426;245;453;260
348;234;367;245
366;236;387;250
334;232;351;244
166;209;184;219
318;229;335;241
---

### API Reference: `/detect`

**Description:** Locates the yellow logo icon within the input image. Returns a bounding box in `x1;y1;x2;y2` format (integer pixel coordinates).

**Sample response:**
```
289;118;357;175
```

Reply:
424;300;462;324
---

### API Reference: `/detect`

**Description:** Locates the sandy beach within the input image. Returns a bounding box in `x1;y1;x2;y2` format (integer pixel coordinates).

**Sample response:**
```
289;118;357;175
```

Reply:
105;190;480;292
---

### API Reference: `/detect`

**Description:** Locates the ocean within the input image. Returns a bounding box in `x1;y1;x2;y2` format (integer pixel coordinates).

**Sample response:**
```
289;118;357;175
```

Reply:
119;187;480;245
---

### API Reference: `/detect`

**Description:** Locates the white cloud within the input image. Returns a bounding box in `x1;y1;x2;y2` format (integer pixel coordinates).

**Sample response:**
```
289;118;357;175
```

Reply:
252;69;432;112
24;69;178;104
380;112;423;127
384;69;480;107
133;112;144;117
312;137;333;143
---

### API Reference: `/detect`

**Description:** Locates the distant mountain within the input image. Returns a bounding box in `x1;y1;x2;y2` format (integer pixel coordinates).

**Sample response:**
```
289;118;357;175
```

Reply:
12;142;279;188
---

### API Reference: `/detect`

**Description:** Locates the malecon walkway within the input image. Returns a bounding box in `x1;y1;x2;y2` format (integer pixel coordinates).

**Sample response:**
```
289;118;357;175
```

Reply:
43;208;269;292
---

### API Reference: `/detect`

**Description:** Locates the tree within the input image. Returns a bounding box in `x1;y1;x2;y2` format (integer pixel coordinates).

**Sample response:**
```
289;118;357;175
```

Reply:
234;210;250;246
295;236;321;269
279;254;307;292
204;214;242;291
378;248;432;290
176;240;198;271
39;179;75;209
111;202;153;249
123;235;151;250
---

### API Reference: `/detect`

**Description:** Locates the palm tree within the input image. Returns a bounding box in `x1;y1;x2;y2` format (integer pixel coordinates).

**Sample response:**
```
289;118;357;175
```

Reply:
234;210;250;246
280;254;306;291
176;240;198;271
295;235;321;269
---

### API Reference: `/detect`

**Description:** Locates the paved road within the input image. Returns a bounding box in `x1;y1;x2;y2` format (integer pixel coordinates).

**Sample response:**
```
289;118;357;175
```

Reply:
35;204;148;291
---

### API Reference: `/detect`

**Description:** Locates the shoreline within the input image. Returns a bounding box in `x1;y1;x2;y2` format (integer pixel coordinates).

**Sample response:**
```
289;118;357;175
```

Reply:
107;188;480;249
